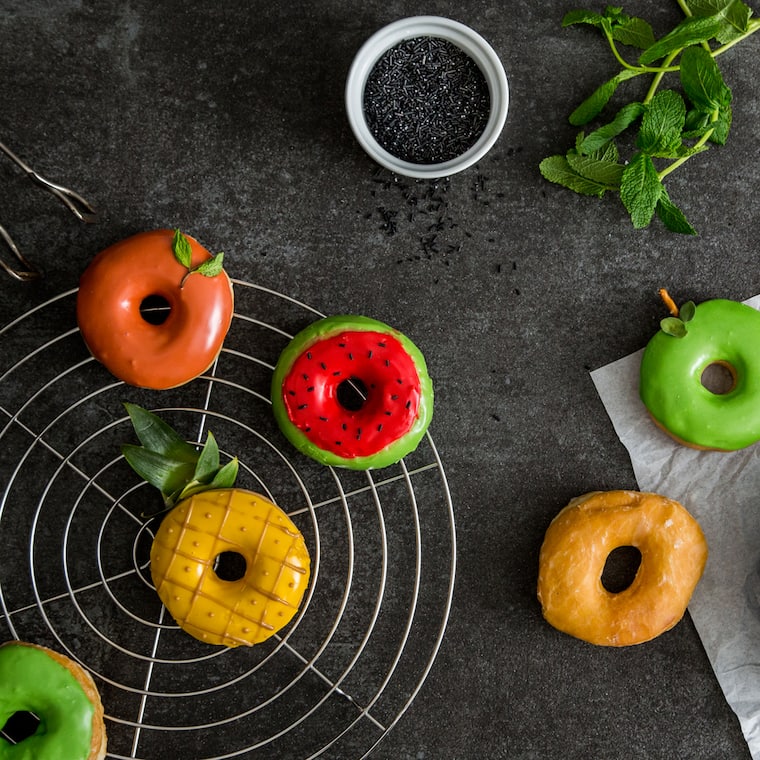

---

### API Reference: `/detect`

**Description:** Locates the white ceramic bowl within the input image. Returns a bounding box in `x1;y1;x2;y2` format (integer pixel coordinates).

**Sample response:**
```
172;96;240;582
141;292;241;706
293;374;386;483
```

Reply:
345;15;509;179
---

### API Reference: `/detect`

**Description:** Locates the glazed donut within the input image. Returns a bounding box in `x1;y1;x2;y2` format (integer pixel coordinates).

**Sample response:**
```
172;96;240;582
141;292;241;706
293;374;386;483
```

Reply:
640;297;760;450
0;641;106;759
77;229;234;390
537;491;708;646
150;488;310;647
271;315;434;469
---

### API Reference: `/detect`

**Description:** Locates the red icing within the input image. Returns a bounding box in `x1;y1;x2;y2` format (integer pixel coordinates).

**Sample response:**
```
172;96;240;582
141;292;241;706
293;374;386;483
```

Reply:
281;331;422;458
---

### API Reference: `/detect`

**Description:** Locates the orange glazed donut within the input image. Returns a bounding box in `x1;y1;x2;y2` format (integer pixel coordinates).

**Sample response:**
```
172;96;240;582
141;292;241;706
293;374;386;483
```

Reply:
77;229;234;389
537;490;708;646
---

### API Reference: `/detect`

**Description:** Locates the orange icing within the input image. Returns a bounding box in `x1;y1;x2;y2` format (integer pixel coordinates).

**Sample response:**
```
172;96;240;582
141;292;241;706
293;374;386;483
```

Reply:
76;229;234;389
150;489;310;647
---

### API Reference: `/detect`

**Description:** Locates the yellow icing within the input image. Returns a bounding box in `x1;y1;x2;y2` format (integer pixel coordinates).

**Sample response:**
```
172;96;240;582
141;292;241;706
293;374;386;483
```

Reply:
150;489;310;647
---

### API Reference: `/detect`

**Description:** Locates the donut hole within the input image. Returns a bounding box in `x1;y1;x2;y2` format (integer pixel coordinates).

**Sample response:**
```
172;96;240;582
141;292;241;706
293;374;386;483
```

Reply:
601;545;642;593
1;711;40;744
701;361;737;395
213;551;247;582
139;294;172;325
337;377;369;411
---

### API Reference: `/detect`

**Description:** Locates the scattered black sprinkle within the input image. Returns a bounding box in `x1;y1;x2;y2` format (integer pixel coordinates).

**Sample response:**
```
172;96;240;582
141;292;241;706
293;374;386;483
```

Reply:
405;400;411;408
342;423;348;430
385;410;392;416
335;441;342;446
302;373;309;380
298;404;308;410
368;350;373;358
492;414;501;422
306;351;313;360
348;352;354;360
377;424;383;432
357;427;362;439
287;390;296;396
391;394;399;400
363;36;490;164
333;371;341;376
385;359;390;367
307;386;314;392
378;342;386;348
319;416;328;422
320;362;327;370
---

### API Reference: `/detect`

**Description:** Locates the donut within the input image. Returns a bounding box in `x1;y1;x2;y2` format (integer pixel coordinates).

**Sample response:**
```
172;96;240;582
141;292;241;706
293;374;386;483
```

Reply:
536;490;708;646
271;315;434;469
77;229;234;389
640;295;760;450
0;641;106;759
150;488;310;647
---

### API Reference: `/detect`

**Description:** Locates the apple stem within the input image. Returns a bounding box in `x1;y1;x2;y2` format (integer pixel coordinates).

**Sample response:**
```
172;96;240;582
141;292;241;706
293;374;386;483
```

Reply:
658;288;679;317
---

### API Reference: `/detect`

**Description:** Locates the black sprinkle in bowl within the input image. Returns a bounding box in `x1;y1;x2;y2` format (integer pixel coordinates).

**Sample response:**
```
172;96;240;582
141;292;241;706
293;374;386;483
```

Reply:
345;16;509;179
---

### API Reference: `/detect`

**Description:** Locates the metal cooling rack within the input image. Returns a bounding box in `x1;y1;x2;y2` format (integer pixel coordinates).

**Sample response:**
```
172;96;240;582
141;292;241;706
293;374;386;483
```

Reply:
0;280;456;759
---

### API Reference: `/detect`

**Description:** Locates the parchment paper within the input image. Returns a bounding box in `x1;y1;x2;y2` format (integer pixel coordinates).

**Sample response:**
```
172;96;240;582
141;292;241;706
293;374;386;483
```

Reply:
590;294;760;757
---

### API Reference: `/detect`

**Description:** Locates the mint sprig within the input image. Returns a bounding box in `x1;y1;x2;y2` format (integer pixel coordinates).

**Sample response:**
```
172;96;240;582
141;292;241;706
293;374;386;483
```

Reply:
540;0;759;234
172;229;225;288
121;402;238;516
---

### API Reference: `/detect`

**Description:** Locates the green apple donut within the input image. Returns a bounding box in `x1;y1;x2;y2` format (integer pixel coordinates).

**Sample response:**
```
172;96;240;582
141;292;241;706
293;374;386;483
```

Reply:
271;315;434;469
640;298;760;450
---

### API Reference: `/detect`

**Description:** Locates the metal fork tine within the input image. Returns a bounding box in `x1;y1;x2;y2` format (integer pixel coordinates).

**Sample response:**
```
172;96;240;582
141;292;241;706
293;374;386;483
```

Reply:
0;140;96;223
0;223;41;281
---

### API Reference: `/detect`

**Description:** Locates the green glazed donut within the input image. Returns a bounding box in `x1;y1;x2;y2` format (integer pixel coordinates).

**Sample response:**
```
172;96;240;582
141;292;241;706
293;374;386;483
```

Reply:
271;315;434;469
0;641;106;760
639;298;760;450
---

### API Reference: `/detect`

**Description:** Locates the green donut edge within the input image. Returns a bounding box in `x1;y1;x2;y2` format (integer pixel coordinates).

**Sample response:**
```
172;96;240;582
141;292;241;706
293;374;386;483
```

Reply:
0;643;95;760
271;315;434;470
639;299;760;450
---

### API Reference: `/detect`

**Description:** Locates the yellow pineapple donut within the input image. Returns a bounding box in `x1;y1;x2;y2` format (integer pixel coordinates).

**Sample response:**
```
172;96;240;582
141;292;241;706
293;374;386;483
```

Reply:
150;488;311;647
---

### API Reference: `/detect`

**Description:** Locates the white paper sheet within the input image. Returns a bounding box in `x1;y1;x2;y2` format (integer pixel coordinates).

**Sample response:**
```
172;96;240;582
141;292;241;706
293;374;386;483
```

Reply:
590;294;760;757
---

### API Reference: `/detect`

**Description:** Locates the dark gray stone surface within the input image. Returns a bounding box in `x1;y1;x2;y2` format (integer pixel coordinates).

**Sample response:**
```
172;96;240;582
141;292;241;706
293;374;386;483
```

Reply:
0;1;756;758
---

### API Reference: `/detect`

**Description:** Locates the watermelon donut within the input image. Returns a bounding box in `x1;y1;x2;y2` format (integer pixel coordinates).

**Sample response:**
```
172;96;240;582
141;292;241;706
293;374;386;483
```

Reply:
0;641;107;759
271;315;434;469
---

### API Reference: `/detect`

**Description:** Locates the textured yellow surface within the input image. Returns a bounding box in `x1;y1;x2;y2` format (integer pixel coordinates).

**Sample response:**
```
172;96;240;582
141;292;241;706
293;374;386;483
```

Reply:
150;489;310;647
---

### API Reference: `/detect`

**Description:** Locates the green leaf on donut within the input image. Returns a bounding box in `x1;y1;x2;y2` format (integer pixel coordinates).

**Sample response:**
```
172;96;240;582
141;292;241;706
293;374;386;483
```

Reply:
172;228;226;288
659;299;697;338
660;316;688;337
172;228;193;269
121;403;239;516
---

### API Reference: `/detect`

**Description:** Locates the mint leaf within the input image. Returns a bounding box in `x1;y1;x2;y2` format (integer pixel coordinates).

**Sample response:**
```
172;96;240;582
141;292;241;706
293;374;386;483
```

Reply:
655;190;698;235
661;316;688;337
539;155;609;197
562;8;606;27
680;300;697;321
577;101;646;154
639;16;723;64
611;17;656;48
569;70;638;126
620;152;664;228
193;252;225;278
637;90;686;155
711;103;732;144
680;46;732;112
565;152;625;186
172;228;193;269
685;0;753;43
